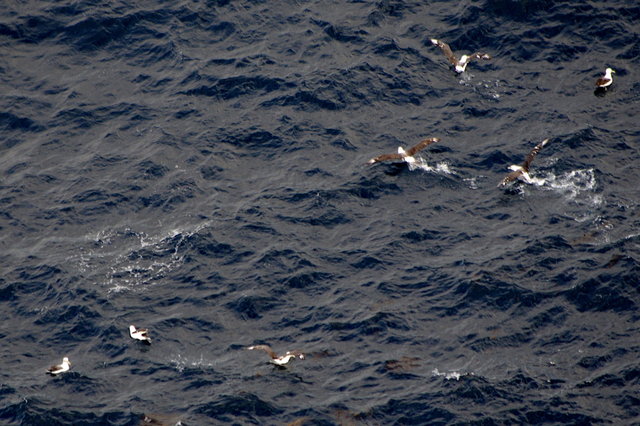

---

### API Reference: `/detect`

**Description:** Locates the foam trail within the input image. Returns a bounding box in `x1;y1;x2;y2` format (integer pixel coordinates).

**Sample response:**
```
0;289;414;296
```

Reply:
409;158;455;175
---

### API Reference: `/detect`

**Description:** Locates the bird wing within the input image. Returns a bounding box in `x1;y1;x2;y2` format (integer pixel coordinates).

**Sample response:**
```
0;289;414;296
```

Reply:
248;345;277;359
498;170;522;187
595;77;611;87
368;153;404;164
47;363;62;373
405;137;439;156
432;39;458;66
470;52;491;61
521;138;549;170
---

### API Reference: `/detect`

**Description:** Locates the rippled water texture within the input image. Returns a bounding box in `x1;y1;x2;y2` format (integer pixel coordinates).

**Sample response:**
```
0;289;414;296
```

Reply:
1;0;639;424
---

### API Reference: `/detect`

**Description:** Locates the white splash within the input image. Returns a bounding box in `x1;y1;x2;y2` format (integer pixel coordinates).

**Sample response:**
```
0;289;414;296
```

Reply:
464;177;480;189
409;158;455;175
432;368;471;381
545;169;598;199
431;368;475;380
545;169;602;220
171;354;216;372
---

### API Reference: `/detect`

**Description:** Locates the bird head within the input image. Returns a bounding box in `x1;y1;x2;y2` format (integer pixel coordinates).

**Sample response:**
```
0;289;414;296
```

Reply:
286;350;305;360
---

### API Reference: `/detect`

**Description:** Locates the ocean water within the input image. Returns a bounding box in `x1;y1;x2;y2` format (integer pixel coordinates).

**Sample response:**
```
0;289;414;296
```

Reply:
1;0;639;424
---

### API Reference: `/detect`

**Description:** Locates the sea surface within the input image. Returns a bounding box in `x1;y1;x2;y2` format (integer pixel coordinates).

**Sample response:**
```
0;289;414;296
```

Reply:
1;0;639;425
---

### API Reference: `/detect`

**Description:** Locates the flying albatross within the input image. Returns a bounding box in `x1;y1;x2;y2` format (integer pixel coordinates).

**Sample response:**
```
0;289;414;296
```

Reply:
247;345;305;366
430;39;491;73
129;325;151;344
595;67;615;89
47;357;71;375
498;138;550;187
368;137;439;165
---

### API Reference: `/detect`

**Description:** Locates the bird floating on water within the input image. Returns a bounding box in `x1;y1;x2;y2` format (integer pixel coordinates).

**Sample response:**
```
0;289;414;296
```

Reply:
368;137;439;165
140;413;182;425
129;325;151;344
247;345;305;366
595;67;615;89
498;138;550;187
47;357;71;375
430;39;491;73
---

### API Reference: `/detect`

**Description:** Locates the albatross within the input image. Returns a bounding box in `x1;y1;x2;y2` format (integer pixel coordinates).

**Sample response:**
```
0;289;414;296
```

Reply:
430;39;491;73
498;138;550;187
129;325;151;344
47;357;71;375
368;137;439;165
247;345;305;366
595;67;615;89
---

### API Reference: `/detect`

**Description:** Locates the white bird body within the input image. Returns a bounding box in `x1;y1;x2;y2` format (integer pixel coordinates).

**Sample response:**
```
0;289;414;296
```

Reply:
430;39;491;73
397;147;415;164
47;357;71;375
456;55;469;73
368;137;439;165
247;345;305;366
595;67;615;88
499;139;550;187
129;325;151;343
270;352;302;366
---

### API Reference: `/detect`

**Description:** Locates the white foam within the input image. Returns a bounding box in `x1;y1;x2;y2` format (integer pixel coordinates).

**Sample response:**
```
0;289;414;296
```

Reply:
545;168;598;199
432;368;469;381
74;221;211;295
409;158;455;175
544;169;602;220
464;177;480;189
171;354;216;372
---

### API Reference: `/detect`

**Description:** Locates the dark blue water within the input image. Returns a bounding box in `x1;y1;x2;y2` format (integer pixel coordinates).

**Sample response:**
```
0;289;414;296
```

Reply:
1;1;639;424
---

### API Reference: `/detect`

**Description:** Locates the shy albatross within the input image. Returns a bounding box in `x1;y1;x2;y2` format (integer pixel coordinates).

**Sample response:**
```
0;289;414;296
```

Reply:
595;68;615;89
498;138;550;187
47;357;71;375
368;137;439;165
430;39;491;73
129;325;151;344
247;345;305;366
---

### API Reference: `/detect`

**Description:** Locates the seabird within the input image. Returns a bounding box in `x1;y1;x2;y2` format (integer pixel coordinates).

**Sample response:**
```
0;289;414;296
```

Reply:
140;413;182;426
368;137;439;165
430;39;491;73
47;357;71;375
498;138;550;187
129;325;151;344
595;67;615;89
247;345;305;366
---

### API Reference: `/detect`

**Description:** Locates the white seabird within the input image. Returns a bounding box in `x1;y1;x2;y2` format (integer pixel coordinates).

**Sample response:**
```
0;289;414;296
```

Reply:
595;67;615;89
47;357;71;375
247;345;305;366
129;325;151;344
498;138;550;187
368;137;439;165
430;39;491;73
